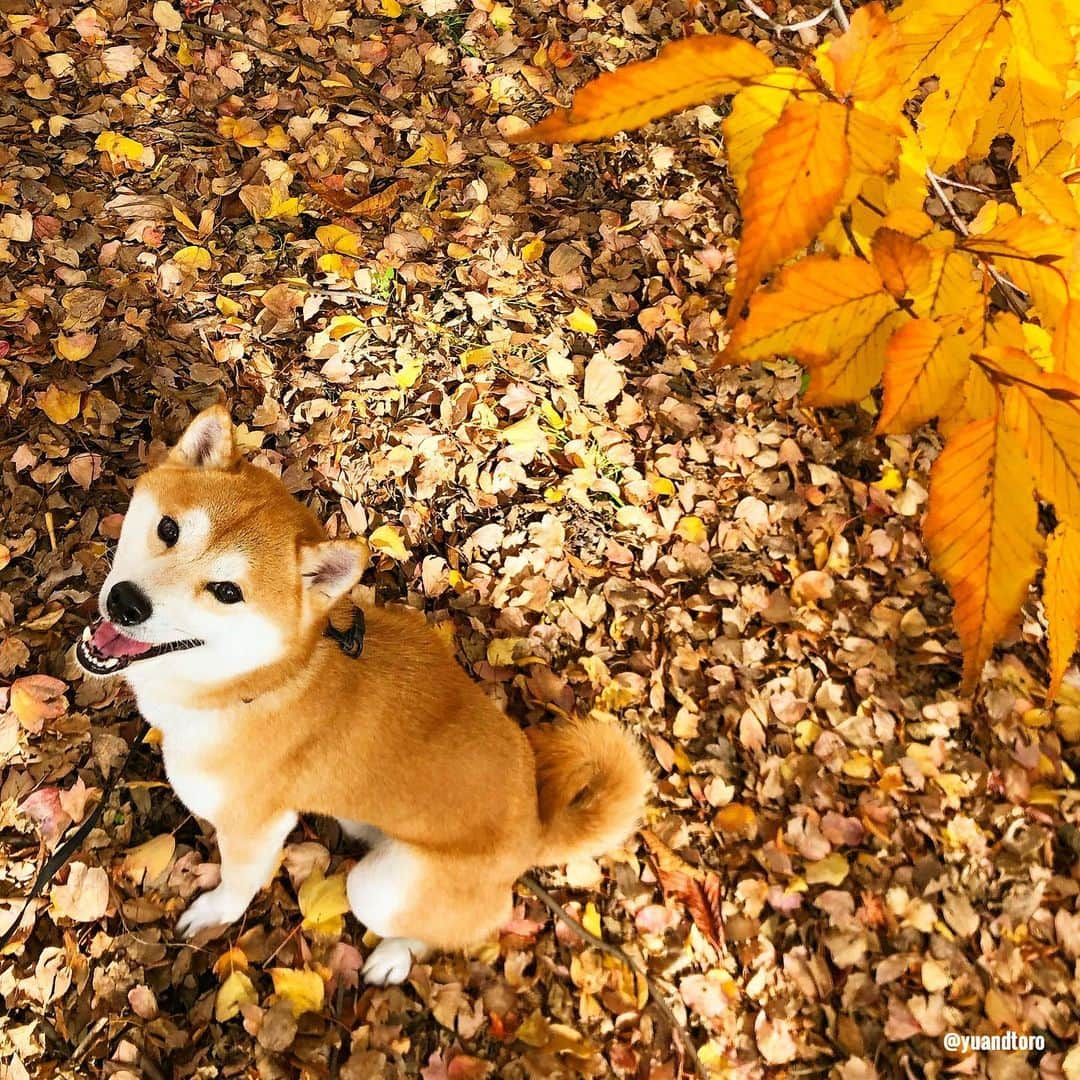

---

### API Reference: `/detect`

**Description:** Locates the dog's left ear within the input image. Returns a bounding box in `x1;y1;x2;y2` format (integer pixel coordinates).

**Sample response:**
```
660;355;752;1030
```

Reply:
300;539;370;605
169;405;238;469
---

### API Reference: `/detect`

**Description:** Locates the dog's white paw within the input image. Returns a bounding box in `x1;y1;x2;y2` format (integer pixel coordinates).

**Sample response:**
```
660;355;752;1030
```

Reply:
176;888;243;939
361;938;426;985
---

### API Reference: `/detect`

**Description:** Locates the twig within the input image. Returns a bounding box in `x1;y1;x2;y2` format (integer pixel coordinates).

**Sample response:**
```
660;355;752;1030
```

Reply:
520;873;707;1080
929;175;1000;195
830;0;850;30
68;1016;111;1069
926;168;1029;316
741;0;832;32
182;21;349;86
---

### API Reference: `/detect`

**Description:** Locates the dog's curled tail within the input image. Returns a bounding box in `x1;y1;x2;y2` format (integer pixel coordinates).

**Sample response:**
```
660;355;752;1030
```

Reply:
527;717;651;866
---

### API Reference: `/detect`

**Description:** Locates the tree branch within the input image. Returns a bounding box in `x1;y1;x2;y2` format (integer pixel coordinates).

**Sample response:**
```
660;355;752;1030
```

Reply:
926;168;1029;317
520;872;707;1080
740;0;832;33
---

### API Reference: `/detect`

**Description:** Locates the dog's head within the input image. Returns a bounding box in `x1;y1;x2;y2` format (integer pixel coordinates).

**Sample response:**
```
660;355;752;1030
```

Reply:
77;405;369;689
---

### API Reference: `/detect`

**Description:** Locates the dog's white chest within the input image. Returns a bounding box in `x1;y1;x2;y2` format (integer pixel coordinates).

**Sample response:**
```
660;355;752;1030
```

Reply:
148;704;228;826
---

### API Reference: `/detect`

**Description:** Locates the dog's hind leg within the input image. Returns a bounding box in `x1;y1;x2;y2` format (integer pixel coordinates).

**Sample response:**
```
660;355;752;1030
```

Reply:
336;818;384;848
346;838;513;986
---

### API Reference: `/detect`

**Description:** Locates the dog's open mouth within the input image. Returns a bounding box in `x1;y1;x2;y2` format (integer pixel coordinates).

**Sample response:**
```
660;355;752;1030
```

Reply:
76;619;203;676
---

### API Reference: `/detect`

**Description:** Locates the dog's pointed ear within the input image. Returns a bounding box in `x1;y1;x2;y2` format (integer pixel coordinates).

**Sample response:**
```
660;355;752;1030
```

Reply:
169;405;237;469
300;539;370;605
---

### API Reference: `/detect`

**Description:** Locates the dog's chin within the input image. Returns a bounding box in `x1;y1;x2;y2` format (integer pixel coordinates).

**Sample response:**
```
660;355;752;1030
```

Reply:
76;618;204;677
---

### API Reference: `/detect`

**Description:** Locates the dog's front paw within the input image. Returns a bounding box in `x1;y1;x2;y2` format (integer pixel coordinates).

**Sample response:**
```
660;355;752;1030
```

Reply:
176;888;244;939
361;937;427;986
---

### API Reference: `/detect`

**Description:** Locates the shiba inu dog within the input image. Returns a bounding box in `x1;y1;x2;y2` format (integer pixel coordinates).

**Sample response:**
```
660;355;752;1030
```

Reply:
76;405;649;984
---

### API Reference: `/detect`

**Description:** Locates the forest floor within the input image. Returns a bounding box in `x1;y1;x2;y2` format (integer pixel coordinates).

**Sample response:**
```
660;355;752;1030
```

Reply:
2;1;1079;1078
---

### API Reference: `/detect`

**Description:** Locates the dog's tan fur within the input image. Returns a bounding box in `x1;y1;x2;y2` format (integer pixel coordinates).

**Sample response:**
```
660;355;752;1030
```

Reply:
81;406;649;981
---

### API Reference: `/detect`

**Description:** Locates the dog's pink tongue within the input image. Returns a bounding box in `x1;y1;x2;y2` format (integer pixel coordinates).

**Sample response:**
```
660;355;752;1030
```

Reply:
91;620;153;658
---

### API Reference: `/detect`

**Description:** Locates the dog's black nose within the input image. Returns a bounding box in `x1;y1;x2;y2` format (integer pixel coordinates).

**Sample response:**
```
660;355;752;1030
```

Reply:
107;581;153;626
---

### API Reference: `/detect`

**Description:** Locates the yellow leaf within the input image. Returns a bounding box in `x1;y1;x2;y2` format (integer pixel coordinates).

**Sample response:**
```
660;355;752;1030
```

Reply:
1001;385;1080;526
502;413;551;456
270;967;324;1017
1052;299;1080;381
95;131;153;168
316;224;362;256
877;318;971;434
726;255;890;360
369;524;409;561
327;314;365;339
393;356;423;388
924;415;1043;692
317;253;356;277
298;869;350;937
1046;527;1080;701
731;99;850;315
38;386;81;424
723;69;815;199
521;237;545;263
1013;166;1080;231
582;902;602;939
55;331;97;362
675;516;707;543
842;752;875;778
121;834;176;883
894;0;998;90
805;852;849;886
871;229;932;299
540;399;565;430
215;970;257;1022
873;464;904;493
508;34;775;144
567;307;598;334
914;11;1009;171
487;638;525;666
820;2;900;102
382;0;402;15
964;211;1071;328
461;346;494;369
265;124;291;151
174;245;212;272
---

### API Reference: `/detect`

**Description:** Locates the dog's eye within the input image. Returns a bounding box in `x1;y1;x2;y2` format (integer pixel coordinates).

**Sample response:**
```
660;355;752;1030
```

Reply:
207;581;243;604
157;516;179;547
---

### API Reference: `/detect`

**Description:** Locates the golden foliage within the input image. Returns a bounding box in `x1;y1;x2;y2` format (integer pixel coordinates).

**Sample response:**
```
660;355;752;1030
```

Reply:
519;0;1080;696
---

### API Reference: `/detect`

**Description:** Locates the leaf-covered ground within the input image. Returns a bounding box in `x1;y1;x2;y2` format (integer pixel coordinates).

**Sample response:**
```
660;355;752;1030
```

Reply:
2;2;1080;1078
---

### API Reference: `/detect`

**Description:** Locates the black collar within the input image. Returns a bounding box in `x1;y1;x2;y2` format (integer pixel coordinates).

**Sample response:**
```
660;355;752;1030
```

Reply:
325;607;366;658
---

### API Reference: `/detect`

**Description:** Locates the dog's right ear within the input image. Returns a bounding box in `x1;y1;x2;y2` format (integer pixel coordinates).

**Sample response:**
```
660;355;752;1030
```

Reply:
169;405;238;469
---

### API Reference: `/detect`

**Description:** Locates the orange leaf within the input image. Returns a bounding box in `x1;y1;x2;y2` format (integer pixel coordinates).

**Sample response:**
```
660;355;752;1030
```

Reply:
894;0;995;90
724;255;894;364
975;346;1080;400
804;309;906;407
822;2;900;101
731;99;850;315
913;10;1009;171
871;229;932;298
722;69;815;198
877;318;970;433
1001;384;1080;526
1052;299;1080;380
508;35;774;144
1045;524;1080;701
908;248;986;325
924;415;1043;692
